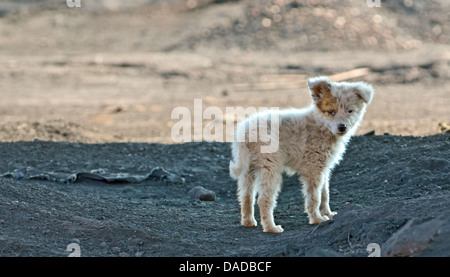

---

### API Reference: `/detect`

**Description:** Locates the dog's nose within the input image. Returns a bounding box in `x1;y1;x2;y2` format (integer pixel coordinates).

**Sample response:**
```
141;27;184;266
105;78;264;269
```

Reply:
337;124;347;133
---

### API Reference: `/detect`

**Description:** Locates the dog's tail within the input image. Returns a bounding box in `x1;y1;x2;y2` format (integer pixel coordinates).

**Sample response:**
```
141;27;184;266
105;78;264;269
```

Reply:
229;142;250;180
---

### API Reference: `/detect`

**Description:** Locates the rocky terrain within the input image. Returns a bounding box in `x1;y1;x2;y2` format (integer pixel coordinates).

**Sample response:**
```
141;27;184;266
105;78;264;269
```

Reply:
0;0;449;258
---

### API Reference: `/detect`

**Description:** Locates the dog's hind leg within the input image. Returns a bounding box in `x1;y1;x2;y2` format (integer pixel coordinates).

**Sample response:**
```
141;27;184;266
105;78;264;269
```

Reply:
256;168;283;233
237;171;257;227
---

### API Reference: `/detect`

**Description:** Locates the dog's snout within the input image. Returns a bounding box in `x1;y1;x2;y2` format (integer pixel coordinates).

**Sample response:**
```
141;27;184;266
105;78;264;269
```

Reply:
337;124;347;133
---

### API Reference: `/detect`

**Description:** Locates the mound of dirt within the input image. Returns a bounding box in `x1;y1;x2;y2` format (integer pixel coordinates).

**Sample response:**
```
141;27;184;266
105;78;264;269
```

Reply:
0;120;118;143
169;0;448;51
0;134;449;257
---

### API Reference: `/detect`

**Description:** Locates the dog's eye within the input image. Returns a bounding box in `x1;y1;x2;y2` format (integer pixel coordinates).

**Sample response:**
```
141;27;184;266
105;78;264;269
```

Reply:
327;110;335;116
348;110;353;114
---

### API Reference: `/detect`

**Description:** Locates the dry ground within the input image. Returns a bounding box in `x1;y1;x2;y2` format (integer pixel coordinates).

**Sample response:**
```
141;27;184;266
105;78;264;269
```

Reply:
0;0;449;142
0;0;449;258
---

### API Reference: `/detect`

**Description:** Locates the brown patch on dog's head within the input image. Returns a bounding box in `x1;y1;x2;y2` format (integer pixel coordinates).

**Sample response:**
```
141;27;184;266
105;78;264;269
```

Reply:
308;76;339;117
310;81;330;97
316;91;338;118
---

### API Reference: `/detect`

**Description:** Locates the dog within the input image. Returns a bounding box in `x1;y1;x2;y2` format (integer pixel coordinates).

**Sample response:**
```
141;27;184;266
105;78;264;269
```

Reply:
229;76;374;233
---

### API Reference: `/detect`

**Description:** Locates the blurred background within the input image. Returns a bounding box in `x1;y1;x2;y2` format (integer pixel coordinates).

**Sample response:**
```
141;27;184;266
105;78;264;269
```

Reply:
0;0;449;143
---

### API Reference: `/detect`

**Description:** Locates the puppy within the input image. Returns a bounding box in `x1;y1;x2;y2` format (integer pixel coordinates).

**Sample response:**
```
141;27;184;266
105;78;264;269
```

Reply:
229;76;374;233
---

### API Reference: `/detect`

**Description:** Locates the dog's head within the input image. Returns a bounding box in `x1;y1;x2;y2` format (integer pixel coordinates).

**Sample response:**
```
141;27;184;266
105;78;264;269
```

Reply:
308;76;374;136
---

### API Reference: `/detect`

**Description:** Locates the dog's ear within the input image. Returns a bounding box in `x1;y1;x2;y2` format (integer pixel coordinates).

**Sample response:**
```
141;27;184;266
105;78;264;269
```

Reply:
353;82;374;104
308;76;331;102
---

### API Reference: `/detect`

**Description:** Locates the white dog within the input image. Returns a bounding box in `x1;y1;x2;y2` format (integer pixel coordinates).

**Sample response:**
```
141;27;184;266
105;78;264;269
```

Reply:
229;76;374;233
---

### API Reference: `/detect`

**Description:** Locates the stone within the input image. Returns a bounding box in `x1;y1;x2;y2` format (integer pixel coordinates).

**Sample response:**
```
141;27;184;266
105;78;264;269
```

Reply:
188;186;216;201
381;213;450;257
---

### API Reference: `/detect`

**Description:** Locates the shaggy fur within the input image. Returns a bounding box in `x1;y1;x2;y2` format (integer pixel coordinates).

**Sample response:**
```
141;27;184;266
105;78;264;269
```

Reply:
229;76;374;233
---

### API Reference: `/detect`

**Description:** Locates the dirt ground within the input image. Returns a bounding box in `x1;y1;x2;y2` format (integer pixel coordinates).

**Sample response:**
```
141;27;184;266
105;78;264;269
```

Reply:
0;0;449;258
1;135;449;257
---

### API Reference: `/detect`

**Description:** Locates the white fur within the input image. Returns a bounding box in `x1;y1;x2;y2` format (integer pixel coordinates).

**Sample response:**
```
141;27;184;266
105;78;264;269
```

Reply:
230;76;374;233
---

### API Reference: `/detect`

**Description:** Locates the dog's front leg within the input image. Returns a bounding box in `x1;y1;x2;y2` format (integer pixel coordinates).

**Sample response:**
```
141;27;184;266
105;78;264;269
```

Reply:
319;170;337;220
300;171;329;225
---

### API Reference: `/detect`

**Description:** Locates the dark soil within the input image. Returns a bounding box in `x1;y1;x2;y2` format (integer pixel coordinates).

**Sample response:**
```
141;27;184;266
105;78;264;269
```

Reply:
1;0;449;259
1;134;449;257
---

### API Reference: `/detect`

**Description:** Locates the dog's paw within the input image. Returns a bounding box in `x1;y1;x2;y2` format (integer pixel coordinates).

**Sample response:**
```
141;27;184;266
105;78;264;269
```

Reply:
321;211;337;220
263;225;284;233
241;218;258;227
308;215;329;225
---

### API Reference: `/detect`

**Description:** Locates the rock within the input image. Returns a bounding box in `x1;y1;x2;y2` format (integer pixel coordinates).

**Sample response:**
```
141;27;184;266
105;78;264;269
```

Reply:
149;167;185;185
438;122;450;133
381;213;450;257
362;130;375;136
188;186;216;201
